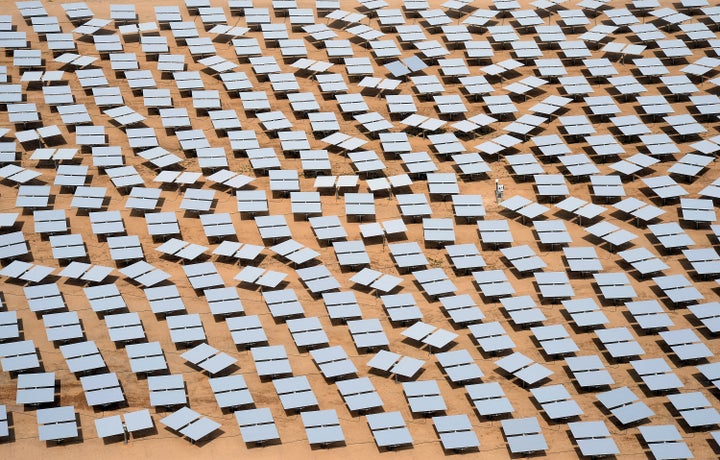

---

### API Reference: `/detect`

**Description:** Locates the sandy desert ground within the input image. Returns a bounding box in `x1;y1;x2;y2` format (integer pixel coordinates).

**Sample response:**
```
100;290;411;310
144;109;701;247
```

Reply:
0;0;719;459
